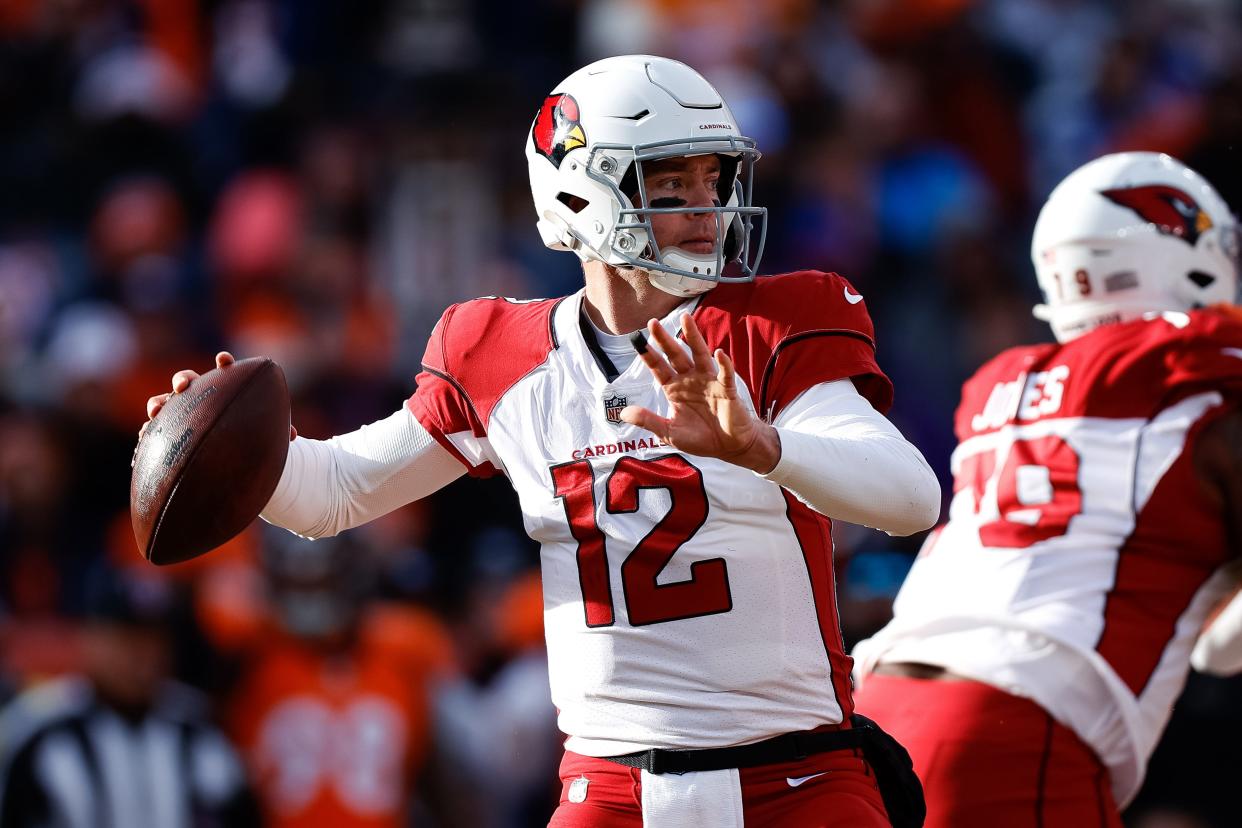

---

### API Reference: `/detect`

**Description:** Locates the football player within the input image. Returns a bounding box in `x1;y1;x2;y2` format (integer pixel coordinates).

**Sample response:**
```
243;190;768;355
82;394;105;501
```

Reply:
852;151;1242;827
213;530;455;828
146;55;940;827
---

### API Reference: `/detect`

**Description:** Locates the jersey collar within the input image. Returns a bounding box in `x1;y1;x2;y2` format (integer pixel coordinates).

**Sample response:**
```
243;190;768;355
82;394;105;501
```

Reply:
552;289;702;389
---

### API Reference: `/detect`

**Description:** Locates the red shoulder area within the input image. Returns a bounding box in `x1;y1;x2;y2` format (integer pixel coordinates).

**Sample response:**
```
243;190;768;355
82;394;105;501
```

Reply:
407;296;560;477
419;296;562;427
955;309;1242;438
1067;309;1242;418
1152;306;1242;402
423;297;561;381
694;271;891;417
697;270;876;345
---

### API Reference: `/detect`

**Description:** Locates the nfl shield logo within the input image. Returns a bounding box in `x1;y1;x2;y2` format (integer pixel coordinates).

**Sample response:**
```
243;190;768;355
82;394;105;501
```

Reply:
603;393;627;425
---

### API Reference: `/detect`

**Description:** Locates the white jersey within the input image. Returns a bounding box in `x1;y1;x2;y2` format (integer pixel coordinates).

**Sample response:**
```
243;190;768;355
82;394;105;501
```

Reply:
408;271;893;756
854;310;1242;805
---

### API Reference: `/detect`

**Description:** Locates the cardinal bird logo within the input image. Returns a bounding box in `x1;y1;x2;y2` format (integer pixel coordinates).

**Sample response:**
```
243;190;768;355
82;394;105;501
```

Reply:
532;93;586;168
1100;184;1213;246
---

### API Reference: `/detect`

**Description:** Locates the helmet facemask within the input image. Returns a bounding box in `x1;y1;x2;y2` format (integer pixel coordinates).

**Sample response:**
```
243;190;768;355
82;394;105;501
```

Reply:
601;138;767;296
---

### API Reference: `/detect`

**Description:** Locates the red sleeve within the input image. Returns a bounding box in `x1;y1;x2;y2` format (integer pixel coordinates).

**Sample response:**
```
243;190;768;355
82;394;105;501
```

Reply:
406;297;561;478
694;270;893;418
1075;310;1242;420
1161;309;1242;406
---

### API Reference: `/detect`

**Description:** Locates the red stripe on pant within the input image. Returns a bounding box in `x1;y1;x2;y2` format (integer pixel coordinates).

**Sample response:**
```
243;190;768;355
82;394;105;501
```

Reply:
547;745;888;827
853;673;1123;828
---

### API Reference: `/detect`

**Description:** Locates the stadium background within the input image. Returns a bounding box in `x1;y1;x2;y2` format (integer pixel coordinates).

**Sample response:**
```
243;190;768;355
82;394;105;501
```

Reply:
0;0;1240;825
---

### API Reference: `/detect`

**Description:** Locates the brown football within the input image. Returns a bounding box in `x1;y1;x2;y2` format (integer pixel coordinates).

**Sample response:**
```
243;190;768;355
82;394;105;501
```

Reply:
130;357;290;565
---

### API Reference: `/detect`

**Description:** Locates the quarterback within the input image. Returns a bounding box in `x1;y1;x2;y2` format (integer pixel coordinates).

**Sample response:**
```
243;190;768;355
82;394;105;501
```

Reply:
147;56;939;827
853;152;1242;827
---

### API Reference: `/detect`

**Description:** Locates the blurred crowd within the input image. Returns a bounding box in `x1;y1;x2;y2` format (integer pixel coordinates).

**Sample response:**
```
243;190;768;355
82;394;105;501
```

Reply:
0;0;1240;825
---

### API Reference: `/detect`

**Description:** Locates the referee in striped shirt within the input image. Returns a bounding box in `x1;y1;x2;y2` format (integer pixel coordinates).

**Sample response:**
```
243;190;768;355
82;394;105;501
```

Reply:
0;569;258;828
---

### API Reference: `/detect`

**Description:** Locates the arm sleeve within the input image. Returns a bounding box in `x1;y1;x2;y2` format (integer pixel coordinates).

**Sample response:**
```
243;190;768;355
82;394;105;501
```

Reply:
1191;587;1242;676
761;379;941;536
260;406;465;539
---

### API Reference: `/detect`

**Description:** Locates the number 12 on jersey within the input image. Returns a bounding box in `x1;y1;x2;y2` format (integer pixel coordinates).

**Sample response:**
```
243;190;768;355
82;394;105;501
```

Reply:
551;455;733;628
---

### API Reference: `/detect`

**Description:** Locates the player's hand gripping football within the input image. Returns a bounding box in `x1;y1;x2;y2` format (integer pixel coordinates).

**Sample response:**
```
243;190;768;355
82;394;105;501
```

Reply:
138;351;297;445
622;314;780;474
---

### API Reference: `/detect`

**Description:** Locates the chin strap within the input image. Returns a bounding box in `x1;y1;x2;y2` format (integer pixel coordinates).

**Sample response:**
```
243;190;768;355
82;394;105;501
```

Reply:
641;243;723;297
646;268;716;297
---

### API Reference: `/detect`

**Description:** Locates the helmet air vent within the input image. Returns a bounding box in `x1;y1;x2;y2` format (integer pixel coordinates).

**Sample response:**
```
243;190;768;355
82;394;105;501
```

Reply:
1188;270;1217;289
557;192;589;213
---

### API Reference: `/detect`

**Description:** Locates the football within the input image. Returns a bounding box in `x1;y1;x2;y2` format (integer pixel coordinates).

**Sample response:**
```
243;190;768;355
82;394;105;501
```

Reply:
130;357;291;565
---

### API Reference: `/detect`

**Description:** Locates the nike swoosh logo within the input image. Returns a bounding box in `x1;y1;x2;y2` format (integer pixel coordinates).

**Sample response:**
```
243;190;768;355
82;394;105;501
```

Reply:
786;772;828;787
1222;348;1242;360
843;287;864;304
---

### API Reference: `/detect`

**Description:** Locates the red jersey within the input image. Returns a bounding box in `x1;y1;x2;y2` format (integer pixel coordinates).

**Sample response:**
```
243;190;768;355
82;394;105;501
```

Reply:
857;308;1242;805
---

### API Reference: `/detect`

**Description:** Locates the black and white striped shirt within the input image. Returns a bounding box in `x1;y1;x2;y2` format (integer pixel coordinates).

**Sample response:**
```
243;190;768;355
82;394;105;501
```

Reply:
0;678;257;828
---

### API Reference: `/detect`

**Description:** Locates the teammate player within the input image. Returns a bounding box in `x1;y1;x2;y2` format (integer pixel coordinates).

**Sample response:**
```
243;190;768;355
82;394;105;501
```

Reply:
852;151;1242;827
146;55;940;826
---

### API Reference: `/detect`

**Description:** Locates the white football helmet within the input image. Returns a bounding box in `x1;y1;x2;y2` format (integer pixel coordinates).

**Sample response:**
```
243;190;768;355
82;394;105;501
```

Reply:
1031;152;1239;342
525;55;767;297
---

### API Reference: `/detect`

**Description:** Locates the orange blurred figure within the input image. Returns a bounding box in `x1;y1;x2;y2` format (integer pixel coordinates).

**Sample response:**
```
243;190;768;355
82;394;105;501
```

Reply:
200;529;456;828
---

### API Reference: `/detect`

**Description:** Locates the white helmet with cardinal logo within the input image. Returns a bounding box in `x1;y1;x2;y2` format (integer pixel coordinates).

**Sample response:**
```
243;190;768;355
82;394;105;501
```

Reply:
525;55;767;297
1031;152;1239;342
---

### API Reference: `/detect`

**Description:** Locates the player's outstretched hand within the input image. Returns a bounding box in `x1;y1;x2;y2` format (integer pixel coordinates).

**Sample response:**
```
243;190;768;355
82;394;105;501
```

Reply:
139;351;297;443
622;314;780;473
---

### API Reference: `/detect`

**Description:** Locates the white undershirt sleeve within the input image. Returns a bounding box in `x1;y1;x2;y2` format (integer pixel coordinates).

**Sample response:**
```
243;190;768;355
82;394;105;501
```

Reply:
260;381;939;540
1191;586;1242;676
762;379;941;536
260;406;466;539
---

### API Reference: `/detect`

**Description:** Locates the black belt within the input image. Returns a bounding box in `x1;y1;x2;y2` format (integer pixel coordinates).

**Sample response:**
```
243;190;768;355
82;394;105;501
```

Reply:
603;724;869;775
